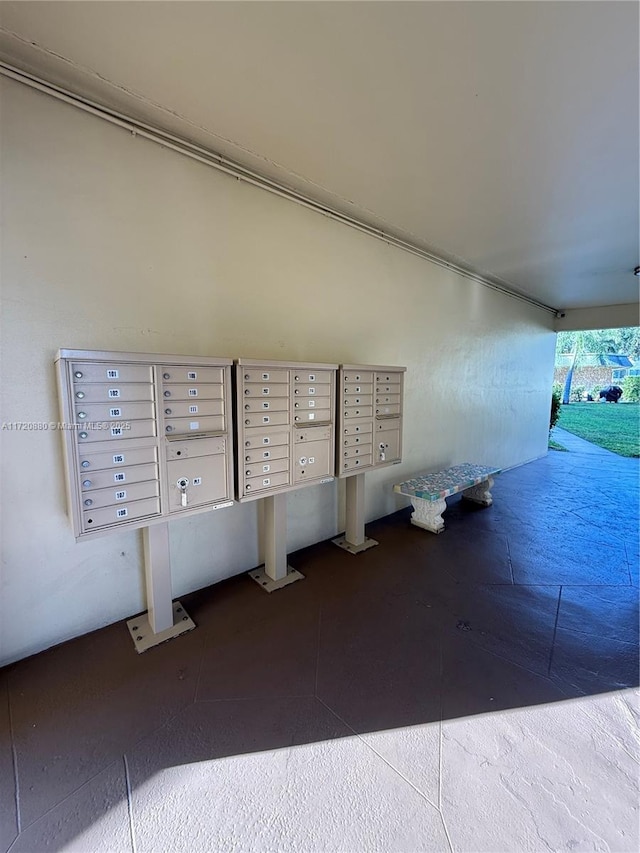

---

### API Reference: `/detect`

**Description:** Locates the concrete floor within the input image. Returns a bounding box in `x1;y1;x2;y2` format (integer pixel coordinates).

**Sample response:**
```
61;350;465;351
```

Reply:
1;430;638;852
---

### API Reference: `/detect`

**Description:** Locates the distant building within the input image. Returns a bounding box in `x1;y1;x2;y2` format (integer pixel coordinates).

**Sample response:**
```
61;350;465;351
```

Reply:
554;354;636;395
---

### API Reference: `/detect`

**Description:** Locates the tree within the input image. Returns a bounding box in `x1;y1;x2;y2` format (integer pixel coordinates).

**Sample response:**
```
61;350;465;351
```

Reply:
558;330;618;405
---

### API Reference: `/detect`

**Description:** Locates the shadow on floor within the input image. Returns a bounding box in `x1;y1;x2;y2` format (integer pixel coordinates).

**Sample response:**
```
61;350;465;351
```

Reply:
1;441;638;852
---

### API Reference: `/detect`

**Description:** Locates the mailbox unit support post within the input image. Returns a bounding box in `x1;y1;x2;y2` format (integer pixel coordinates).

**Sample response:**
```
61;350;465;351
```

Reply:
248;493;304;592
126;522;195;652
333;473;379;554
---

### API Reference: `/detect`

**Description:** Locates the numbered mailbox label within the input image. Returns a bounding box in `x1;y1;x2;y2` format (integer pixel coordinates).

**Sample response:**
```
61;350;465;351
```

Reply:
308;387;316;395
262;464;270;473
262;373;270;380
262;450;271;458
106;369;119;379
116;508;128;519
309;400;315;407
115;490;127;501
188;389;198;397
262;401;270;409
109;408;122;418
262;388;270;395
262;478;271;486
188;371;197;380
189;405;198;414
114;472;126;483
309;374;316;382
309;457;315;464
113;454;125;464
111;427;123;437
262;416;270;423
189;421;200;431
262;438;270;445
108;389;121;399
193;477;202;486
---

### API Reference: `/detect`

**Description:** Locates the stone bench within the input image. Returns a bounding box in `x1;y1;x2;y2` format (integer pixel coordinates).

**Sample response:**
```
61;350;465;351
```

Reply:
394;463;501;533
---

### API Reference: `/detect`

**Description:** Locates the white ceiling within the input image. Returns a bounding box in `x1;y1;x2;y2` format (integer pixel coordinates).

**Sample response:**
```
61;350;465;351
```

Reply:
1;1;638;312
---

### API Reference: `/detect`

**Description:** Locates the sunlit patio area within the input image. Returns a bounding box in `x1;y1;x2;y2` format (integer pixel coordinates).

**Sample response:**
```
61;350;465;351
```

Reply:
1;434;638;852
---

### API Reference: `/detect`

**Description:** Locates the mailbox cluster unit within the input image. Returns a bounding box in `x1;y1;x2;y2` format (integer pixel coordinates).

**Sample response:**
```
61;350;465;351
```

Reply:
337;364;405;475
55;350;235;540
55;349;405;649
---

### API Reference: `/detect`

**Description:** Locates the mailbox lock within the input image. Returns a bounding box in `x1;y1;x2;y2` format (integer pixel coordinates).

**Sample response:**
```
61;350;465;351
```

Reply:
244;389;250;395
295;376;300;380
79;432;88;439
81;460;90;468
84;499;93;506
82;480;92;487
294;389;299;395
163;373;170;380
165;408;172;415
164;391;171;397
245;419;250;425
75;391;85;399
245;441;250;447
246;484;252;491
245;455;250;461
246;470;251;476
245;404;250;410
166;425;173;432
294;403;299;408
74;371;83;379
77;412;87;419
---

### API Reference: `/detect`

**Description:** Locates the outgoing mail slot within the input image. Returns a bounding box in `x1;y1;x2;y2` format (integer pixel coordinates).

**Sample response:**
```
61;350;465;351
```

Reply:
82;497;161;531
161;366;223;384
243;470;289;495
342;422;373;437
343;394;373;407
164;415;225;435
242;397;289;413
80;462;158;491
166;454;228;512
243;444;289;464
243;382;289;398
72;383;154;404
293;408;331;424
343;405;374;419
80;479;159;510
161;384;224;401
243;411;289;428
244;457;289;478
74;402;155;422
242;369;289;384
165;436;226;460
79;445;157;471
242;428;289;449
77;419;156;443
71;363;152;384
161;400;224;419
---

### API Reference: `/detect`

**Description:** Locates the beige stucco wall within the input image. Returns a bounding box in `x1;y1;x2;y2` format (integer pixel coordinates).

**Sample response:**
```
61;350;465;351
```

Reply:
0;80;557;665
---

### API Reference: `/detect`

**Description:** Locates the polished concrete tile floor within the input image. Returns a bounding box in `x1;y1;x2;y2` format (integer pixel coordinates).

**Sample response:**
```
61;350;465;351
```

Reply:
1;430;638;852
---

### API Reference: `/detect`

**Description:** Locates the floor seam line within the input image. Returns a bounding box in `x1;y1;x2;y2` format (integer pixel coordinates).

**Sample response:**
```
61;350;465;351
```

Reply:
314;604;323;697
123;754;137;853
6;674;21;836
548;585;563;676
13;758;122;836
315;696;441;814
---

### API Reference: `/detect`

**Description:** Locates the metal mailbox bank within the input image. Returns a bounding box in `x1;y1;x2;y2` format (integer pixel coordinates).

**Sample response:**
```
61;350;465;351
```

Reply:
55;349;235;651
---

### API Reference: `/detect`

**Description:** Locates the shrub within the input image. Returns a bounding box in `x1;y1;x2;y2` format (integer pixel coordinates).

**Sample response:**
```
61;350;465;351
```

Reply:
622;375;640;403
591;385;602;401
550;389;561;433
571;385;585;403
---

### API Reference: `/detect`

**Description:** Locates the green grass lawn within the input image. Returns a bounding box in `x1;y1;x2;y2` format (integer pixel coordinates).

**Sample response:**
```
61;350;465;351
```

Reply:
556;402;640;457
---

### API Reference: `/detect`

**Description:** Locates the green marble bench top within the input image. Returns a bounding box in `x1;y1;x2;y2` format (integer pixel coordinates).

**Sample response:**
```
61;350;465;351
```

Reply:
394;463;501;502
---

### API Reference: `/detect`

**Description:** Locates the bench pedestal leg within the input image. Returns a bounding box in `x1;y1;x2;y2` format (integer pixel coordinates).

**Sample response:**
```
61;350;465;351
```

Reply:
410;497;446;534
462;477;494;506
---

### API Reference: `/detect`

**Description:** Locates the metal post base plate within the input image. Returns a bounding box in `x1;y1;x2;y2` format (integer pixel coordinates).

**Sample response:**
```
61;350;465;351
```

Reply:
248;566;305;593
332;535;379;555
126;600;195;653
